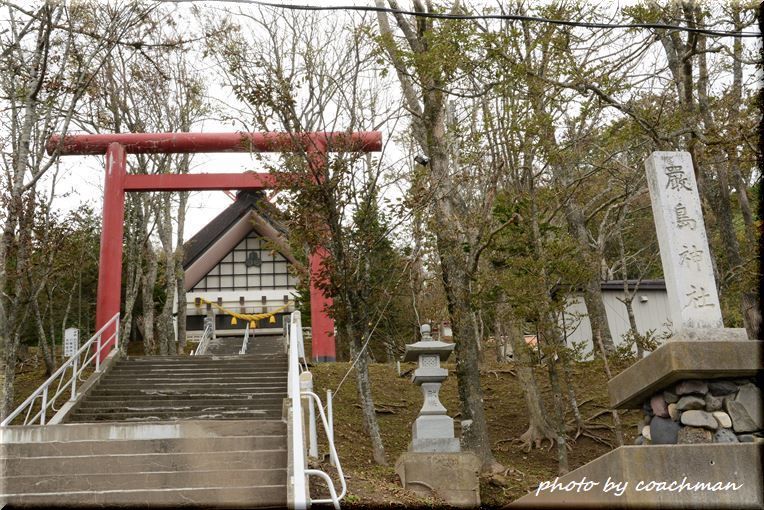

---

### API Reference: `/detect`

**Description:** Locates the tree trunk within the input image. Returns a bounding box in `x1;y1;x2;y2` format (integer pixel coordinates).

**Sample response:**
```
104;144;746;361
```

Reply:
436;230;498;471
564;199;616;354
120;198;145;353
351;328;387;465
142;241;158;355
157;194;176;355
506;317;555;451
728;4;754;243
374;3;499;471
1;333;21;419
426;98;499;473
539;325;569;475
494;317;507;362
742;293;762;340
528;177;569;474
559;355;584;432
624;296;643;358
176;190;189;352
594;328;624;446
33;299;56;376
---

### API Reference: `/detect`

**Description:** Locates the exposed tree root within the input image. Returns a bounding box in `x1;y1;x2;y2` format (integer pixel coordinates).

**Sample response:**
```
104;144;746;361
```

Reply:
517;422;557;453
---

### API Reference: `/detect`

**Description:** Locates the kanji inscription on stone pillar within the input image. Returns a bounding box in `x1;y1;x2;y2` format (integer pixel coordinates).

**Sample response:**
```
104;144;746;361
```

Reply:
644;151;723;331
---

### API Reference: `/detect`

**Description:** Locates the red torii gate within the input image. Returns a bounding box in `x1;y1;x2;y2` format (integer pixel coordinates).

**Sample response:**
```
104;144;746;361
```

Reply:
47;131;383;362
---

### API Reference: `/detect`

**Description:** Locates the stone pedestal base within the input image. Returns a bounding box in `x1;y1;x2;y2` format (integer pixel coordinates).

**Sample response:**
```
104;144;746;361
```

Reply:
411;414;459;452
671;328;747;342
395;452;481;508
608;340;763;408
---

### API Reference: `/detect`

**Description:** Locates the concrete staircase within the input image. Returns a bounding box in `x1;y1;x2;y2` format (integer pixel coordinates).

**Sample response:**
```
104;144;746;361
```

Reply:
1;420;288;508
206;334;283;356
1;351;291;508
67;354;286;422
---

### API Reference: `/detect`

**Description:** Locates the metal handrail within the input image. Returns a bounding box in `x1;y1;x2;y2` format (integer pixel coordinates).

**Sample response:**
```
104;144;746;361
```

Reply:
288;311;308;509
240;322;250;355
302;391;347;508
193;322;213;356
1;313;120;427
287;311;345;509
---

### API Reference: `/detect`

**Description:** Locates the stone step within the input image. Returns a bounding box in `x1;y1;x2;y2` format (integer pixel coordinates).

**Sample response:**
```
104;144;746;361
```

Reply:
90;386;286;395
73;407;285;418
67;410;283;422
2;484;286;508
80;397;285;406
123;356;286;362
2;435;286;457
95;378;287;387
116;354;288;366
103;372;287;380
5;449;287;476
109;368;286;374
112;361;288;368
101;373;287;381
0;419;286;443
102;373;288;381
89;387;287;397
112;361;287;367
3;468;287;494
98;378;288;385
108;367;288;374
75;403;284;414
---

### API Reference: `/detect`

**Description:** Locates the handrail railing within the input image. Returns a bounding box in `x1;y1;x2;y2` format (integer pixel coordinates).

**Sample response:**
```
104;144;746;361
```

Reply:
287;311;345;510
288;312;308;509
1;313;120;427
240;322;250;355
193;322;213;356
302;391;347;508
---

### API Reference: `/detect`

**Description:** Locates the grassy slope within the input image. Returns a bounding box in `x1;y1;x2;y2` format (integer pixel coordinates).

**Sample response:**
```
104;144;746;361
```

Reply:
310;358;641;508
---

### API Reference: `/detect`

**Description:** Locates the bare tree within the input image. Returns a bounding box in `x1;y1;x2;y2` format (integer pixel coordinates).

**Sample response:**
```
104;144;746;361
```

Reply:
0;1;156;418
204;6;408;465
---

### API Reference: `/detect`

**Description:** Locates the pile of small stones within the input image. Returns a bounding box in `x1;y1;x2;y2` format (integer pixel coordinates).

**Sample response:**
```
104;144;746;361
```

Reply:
635;378;763;445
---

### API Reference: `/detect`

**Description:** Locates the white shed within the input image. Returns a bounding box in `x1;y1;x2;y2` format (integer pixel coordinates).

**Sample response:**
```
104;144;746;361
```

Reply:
560;279;671;359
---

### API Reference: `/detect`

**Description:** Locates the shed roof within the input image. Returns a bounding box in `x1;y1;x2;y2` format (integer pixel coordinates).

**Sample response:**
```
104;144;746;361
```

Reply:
600;279;666;291
552;279;666;297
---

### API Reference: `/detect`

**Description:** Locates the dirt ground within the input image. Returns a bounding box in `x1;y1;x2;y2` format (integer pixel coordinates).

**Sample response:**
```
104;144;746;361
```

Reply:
10;349;641;508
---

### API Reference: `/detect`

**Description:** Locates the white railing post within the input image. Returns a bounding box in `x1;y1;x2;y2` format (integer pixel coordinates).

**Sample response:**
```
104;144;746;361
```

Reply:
70;356;78;401
95;334;101;373
240;322;250;355
300;372;318;459
327;389;335;466
194;322;213;356
40;387;48;425
289;312;307;510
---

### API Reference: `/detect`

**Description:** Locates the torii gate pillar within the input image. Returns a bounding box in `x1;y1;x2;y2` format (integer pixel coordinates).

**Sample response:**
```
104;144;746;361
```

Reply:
48;131;383;362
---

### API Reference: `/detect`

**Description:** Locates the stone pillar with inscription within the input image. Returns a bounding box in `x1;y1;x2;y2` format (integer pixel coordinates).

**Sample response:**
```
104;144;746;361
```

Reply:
513;152;763;508
395;324;480;507
644;151;743;340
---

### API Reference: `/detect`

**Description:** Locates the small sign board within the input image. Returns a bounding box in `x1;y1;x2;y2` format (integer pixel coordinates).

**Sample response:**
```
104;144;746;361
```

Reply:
64;328;79;357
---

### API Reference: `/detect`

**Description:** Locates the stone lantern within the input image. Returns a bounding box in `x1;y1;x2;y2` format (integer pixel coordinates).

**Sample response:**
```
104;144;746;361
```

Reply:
396;324;481;508
403;324;459;452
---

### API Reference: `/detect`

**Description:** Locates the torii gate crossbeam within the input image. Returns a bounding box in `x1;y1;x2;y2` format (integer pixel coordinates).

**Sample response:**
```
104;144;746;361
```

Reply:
47;131;383;362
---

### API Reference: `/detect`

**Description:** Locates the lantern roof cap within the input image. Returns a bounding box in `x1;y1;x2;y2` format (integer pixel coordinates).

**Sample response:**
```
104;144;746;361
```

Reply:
403;324;455;362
